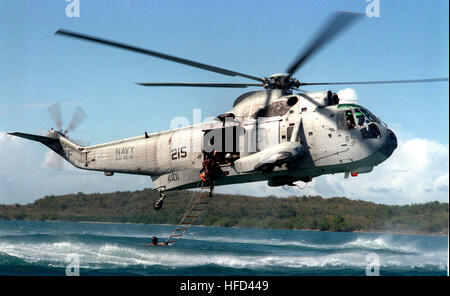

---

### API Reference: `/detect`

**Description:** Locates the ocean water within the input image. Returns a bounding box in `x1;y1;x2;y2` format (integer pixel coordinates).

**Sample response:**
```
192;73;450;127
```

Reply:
0;220;447;276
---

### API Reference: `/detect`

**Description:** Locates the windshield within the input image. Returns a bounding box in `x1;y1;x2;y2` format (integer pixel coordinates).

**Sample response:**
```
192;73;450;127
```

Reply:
361;108;381;124
337;105;382;138
354;108;382;138
354;108;377;126
338;104;382;124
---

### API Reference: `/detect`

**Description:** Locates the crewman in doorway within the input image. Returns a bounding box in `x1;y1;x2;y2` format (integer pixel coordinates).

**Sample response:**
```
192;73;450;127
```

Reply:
200;150;222;196
225;153;239;165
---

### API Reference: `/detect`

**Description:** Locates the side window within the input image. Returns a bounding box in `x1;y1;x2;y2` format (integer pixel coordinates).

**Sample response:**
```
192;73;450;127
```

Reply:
337;111;346;130
338;110;356;129
345;110;356;129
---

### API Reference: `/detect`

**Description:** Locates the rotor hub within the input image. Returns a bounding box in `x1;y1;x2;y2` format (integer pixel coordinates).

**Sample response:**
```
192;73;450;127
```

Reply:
262;73;301;90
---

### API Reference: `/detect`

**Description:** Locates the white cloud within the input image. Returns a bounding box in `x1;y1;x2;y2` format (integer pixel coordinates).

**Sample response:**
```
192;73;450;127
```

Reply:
337;88;358;104
43;151;64;171
217;136;449;205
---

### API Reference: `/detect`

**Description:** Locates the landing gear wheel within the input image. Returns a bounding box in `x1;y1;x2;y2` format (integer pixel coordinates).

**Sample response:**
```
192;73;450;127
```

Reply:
153;199;163;210
153;191;166;211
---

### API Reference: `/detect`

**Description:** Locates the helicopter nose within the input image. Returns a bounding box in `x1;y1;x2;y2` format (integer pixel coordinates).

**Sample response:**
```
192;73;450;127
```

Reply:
372;129;397;164
380;129;397;158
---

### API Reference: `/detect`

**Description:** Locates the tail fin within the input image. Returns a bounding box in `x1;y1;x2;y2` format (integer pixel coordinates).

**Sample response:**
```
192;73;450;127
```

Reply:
7;132;59;145
7;132;85;169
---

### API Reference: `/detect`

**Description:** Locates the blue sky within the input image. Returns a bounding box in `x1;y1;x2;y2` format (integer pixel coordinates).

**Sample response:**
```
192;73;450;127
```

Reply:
0;0;448;205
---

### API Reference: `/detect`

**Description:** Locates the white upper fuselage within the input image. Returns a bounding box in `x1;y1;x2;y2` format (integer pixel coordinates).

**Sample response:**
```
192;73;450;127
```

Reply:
50;90;396;192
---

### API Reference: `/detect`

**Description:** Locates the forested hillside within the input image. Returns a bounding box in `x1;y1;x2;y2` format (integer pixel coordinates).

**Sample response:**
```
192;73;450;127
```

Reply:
0;189;447;235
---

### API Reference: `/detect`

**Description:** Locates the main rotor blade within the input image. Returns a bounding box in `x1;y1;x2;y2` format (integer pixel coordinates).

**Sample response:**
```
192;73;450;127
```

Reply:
286;12;363;78
47;102;63;130
136;82;263;88
55;29;263;82
299;78;449;86
65;106;87;134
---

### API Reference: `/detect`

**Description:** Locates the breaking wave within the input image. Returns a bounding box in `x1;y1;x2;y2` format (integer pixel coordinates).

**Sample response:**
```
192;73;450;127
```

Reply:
0;221;447;275
184;234;420;254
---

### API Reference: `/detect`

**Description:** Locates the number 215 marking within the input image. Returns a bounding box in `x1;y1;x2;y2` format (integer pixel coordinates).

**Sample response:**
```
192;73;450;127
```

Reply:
171;146;187;160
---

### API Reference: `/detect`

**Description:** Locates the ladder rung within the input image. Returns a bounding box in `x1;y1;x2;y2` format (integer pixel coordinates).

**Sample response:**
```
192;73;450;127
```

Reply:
164;183;214;246
182;216;196;221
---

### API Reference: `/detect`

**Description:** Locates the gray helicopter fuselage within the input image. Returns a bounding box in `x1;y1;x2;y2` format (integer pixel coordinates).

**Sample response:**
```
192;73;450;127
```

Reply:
39;89;397;192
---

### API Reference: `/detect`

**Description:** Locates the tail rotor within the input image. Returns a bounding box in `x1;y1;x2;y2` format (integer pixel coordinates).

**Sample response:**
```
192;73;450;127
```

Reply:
47;102;63;131
64;106;87;135
44;102;89;170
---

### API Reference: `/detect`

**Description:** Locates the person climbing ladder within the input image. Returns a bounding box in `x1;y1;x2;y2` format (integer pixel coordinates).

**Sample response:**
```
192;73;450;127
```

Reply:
200;150;222;195
149;152;222;247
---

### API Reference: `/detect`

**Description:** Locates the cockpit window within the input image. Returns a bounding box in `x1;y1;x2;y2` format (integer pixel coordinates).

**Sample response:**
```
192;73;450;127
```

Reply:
354;108;381;125
354;108;370;126
337;104;384;138
338;104;382;124
360;108;376;122
337;110;356;129
345;110;356;129
354;109;366;126
353;108;382;138
361;123;381;139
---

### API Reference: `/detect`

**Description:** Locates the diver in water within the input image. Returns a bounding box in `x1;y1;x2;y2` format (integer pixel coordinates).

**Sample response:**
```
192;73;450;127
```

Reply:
149;236;167;246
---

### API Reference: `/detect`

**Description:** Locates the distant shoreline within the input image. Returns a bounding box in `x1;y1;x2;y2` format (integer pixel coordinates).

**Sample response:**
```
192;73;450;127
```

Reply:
1;189;447;236
6;219;447;237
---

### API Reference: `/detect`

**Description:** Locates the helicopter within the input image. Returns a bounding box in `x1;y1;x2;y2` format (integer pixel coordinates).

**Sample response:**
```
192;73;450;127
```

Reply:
7;12;448;211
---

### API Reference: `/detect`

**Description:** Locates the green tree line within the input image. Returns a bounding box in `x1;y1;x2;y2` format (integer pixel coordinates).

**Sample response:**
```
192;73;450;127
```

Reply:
0;189;448;235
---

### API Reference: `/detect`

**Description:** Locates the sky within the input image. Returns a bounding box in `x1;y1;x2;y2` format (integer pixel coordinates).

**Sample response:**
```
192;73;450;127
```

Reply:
0;0;448;205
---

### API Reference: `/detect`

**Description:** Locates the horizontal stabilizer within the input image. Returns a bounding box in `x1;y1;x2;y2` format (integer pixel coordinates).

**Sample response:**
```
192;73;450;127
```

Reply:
7;132;58;144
